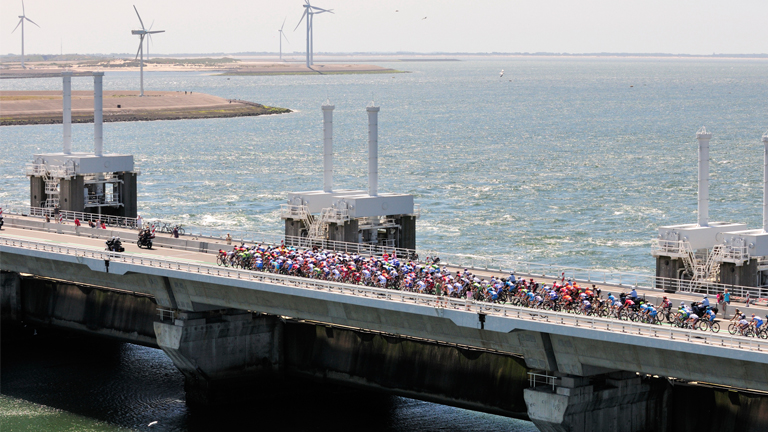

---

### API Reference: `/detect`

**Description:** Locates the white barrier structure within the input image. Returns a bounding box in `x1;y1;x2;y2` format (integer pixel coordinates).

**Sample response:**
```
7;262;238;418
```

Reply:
283;101;417;248
25;71;139;218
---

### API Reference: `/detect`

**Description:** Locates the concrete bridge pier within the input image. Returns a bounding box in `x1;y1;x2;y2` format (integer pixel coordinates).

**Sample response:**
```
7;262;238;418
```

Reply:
154;310;284;407
524;371;669;432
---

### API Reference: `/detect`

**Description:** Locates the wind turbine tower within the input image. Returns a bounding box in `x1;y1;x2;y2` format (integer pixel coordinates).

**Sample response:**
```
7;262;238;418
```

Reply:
278;18;289;61
12;0;40;69
131;5;164;97
295;0;333;68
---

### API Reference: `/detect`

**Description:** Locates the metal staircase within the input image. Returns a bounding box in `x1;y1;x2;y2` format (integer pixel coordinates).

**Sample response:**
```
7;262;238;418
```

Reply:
687;244;724;290
42;169;60;209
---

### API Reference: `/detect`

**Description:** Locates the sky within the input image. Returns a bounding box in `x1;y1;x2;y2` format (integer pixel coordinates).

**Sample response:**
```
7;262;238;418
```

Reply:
1;0;766;56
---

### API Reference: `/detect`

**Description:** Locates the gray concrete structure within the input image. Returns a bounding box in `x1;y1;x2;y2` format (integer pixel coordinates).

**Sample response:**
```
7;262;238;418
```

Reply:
3;235;768;430
720;259;759;288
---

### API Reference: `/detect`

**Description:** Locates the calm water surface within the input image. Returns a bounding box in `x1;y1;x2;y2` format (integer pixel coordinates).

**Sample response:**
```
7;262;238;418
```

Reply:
1;58;767;431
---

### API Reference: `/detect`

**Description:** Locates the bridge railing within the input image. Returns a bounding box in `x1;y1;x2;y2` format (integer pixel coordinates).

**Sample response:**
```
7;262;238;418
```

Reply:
2;236;766;354
3;206;767;300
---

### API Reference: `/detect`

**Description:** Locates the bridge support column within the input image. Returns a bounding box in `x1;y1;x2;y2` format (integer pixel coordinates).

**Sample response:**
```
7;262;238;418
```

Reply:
154;311;284;407
524;372;669;432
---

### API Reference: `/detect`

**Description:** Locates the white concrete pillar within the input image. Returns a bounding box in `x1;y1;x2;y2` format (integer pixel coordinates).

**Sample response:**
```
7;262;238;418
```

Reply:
322;101;334;193
696;127;712;227
763;131;768;232
367;104;380;197
62;72;73;154
93;72;104;157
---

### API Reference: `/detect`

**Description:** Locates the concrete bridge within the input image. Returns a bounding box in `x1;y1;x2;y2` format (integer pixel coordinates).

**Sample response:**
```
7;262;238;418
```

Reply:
2;229;767;431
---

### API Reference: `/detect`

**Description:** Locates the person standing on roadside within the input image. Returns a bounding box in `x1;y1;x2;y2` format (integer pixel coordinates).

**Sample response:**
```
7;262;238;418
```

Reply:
226;233;232;245
723;289;731;318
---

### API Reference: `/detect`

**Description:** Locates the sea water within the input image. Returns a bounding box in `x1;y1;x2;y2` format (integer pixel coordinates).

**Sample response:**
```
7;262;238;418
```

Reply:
1;58;767;430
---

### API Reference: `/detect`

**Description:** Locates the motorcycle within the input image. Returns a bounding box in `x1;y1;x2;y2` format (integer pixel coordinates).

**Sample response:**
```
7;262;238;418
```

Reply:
106;238;125;253
137;230;154;249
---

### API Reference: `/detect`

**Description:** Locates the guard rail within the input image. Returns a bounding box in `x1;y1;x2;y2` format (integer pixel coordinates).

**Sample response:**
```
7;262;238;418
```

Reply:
1;235;765;353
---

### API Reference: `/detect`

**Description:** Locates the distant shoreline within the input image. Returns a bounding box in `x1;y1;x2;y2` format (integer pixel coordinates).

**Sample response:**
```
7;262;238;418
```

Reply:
0;90;290;126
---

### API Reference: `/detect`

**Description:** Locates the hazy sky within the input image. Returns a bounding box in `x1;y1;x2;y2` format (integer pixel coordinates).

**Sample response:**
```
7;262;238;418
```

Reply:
1;0;766;56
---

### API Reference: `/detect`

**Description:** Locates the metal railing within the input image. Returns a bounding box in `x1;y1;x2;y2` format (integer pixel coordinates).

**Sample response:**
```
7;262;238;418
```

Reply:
3;206;767;300
528;371;557;391
1;235;766;353
9;206;140;228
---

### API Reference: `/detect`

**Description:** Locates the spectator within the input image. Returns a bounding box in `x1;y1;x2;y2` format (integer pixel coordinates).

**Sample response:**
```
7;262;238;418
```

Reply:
136;214;143;229
723;289;731;318
45;215;51;223
226;233;232;245
100;221;106;229
88;220;96;228
172;226;179;238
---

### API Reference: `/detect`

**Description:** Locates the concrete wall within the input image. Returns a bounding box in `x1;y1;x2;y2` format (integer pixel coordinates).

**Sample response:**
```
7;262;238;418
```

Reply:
2;248;768;393
30;176;46;208
1;271;22;323
720;259;758;288
120;172;137;218
525;372;669;432
656;256;687;292
155;312;284;407
59;175;85;213
284;218;305;242
396;215;417;250
669;383;768;432
327;219;359;243
284;322;530;418
1;273;158;347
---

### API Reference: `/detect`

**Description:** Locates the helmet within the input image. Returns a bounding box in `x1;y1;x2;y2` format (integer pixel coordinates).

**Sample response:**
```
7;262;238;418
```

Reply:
680;302;685;306
704;295;708;298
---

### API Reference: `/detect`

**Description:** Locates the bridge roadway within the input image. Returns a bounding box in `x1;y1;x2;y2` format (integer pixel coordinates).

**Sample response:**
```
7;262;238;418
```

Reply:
1;225;767;390
5;215;766;317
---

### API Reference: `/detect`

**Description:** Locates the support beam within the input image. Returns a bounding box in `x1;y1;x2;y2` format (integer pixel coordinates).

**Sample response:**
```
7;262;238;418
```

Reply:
524;372;669;432
154;311;284;406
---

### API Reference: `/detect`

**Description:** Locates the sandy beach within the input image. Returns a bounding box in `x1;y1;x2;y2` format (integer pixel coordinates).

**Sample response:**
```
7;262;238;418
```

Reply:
0;90;290;126
0;59;403;79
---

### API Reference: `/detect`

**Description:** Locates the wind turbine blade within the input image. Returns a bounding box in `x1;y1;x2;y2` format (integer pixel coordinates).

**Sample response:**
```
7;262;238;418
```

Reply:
12;19;22;33
310;6;332;12
25;17;40;28
133;5;145;30
149;19;154;31
135;35;144;59
280;17;286;31
22;0;25;16
294;9;307;31
147;30;165;34
282;32;289;43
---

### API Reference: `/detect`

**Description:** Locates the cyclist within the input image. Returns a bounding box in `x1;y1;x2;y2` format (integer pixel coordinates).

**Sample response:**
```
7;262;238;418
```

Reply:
704;307;716;324
738;314;750;335
685;311;700;329
752;314;764;333
581;298;592;314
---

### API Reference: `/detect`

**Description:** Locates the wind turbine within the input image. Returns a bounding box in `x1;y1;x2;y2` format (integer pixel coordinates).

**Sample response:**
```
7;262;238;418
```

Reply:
131;5;164;97
294;0;333;68
278;18;289;61
11;0;40;69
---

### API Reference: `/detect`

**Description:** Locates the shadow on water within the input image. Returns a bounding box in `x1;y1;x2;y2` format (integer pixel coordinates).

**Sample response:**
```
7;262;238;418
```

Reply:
1;331;536;432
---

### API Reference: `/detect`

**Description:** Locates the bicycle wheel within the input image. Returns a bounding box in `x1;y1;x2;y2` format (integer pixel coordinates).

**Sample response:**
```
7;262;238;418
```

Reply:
217;256;224;266
697;320;709;332
710;322;720;333
728;323;737;335
179;228;186;235
759;328;768;340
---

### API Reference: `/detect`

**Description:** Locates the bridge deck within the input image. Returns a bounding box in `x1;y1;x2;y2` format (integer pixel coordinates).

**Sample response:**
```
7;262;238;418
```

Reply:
2;217;766;319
